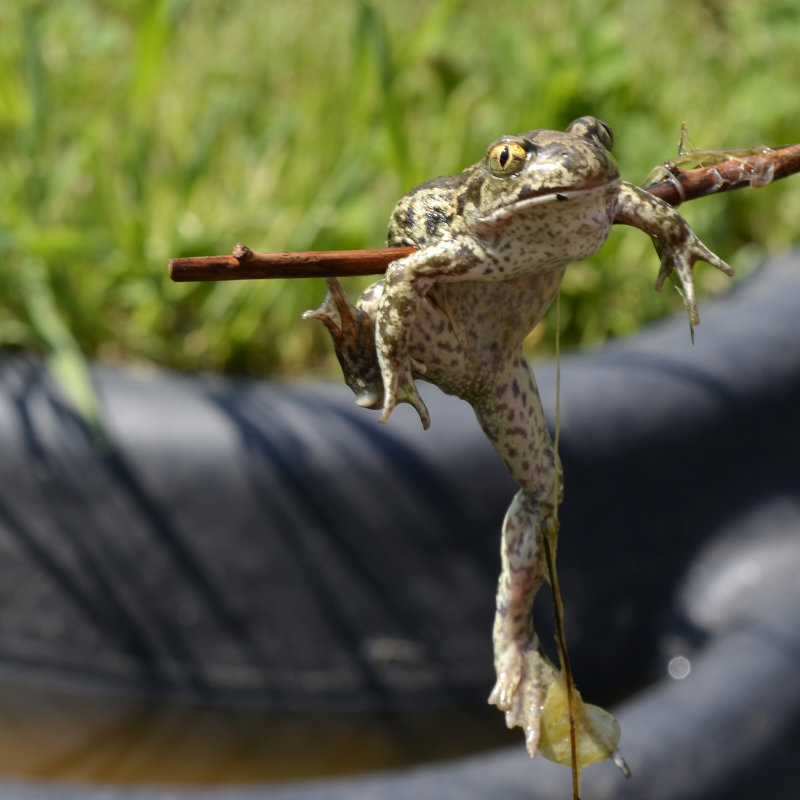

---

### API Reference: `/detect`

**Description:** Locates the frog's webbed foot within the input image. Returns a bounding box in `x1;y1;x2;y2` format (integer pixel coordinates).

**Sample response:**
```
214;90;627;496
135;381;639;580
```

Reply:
488;492;627;774
303;278;384;411
489;643;629;773
489;636;554;756
652;233;733;327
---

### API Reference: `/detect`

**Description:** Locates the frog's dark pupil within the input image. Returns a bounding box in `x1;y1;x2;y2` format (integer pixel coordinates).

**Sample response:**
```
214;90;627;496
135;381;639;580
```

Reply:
499;145;510;167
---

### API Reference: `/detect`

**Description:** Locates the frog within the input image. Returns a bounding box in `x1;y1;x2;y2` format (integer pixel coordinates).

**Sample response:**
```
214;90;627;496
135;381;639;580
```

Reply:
303;116;732;773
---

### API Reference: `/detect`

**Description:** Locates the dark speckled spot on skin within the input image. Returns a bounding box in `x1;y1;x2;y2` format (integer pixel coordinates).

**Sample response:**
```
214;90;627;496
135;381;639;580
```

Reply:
425;208;449;235
556;193;568;201
403;206;416;229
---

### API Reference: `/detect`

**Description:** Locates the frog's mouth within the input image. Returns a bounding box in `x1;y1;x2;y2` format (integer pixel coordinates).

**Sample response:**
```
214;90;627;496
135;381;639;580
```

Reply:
472;180;618;226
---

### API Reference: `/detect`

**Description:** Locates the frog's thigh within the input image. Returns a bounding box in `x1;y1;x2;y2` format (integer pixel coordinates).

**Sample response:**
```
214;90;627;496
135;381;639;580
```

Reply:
473;352;557;501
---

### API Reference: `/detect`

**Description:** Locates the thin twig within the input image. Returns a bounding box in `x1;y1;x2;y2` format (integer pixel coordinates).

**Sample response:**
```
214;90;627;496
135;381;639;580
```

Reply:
168;143;800;282
168;243;416;282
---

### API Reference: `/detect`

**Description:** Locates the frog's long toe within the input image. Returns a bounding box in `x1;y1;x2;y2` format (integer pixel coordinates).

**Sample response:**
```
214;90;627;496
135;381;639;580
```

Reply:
655;238;733;326
302;278;352;339
379;368;431;429
488;665;521;711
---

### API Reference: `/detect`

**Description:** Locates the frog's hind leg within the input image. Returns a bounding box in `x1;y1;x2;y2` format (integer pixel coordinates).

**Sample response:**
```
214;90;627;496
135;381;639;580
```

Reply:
304;278;431;425
303;278;384;411
473;352;562;756
488;490;561;755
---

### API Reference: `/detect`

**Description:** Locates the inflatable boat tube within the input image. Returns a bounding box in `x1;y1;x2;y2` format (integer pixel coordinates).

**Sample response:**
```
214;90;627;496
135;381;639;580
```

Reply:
0;250;798;798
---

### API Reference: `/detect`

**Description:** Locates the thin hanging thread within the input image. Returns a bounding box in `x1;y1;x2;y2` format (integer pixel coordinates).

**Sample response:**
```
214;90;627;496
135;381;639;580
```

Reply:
547;287;581;800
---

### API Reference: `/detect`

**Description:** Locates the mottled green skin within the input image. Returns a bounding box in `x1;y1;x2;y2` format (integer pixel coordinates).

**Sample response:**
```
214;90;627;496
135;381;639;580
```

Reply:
304;117;731;759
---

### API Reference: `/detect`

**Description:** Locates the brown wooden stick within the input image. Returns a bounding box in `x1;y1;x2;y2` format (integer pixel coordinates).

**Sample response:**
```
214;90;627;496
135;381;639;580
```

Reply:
169;243;416;282
168;143;800;282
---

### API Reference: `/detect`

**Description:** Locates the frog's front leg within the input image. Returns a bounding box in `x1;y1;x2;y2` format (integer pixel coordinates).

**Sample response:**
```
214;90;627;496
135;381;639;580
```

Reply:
377;240;485;428
614;182;733;325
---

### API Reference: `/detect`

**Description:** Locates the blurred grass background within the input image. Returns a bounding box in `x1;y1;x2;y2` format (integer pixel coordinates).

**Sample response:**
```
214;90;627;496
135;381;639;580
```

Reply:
1;0;799;415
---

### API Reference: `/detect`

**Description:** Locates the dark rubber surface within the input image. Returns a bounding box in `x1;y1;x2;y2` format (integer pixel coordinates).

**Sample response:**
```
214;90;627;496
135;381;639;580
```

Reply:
0;251;798;797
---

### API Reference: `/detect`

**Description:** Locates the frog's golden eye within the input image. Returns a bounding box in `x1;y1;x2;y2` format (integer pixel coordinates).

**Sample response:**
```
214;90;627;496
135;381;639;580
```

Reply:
488;141;527;176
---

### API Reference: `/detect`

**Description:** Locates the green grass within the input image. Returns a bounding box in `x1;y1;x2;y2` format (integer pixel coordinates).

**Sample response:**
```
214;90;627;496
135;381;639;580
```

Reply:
1;0;799;410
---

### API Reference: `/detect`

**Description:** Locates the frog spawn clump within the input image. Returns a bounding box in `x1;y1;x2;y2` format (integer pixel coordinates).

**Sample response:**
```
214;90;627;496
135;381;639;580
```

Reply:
304;116;732;784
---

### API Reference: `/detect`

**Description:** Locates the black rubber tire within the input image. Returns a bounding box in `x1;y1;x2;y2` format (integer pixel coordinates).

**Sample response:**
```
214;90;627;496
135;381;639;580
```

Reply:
0;251;798;798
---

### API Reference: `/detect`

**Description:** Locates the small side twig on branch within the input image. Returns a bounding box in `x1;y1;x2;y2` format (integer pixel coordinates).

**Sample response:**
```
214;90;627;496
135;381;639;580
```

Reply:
643;142;800;206
168;143;800;283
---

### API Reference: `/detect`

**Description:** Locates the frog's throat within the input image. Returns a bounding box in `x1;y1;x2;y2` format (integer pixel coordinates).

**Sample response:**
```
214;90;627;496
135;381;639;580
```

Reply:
472;179;620;225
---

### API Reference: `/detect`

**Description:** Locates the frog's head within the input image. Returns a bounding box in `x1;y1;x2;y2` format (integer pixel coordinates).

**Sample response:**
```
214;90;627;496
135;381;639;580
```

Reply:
469;116;619;226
